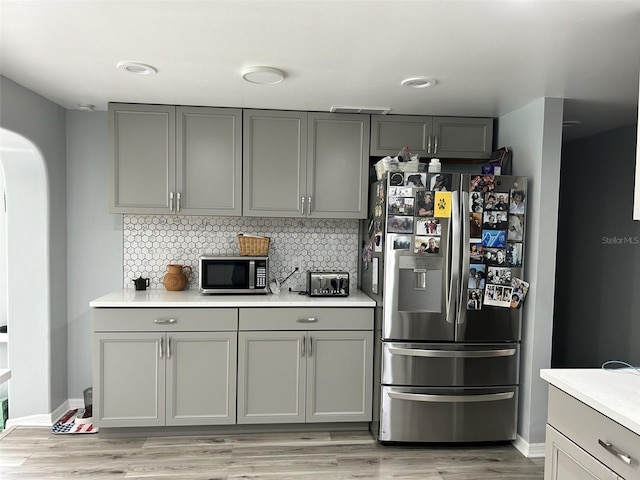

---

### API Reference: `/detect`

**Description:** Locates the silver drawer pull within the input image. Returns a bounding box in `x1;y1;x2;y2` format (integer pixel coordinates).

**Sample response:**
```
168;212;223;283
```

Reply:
388;347;516;358
297;317;318;323
598;439;632;465
389;391;514;403
154;318;177;324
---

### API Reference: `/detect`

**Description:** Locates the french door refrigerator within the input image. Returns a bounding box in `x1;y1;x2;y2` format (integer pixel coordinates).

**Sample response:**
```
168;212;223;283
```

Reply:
360;171;528;443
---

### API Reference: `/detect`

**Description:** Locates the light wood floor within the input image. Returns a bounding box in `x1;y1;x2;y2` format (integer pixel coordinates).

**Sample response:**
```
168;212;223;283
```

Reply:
0;427;544;479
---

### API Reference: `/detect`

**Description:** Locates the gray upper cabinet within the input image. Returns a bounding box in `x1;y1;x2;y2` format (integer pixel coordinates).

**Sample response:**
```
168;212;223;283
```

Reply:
110;103;175;214
176;106;242;215
307;113;369;219
109;103;242;215
371;114;493;159
243;110;369;218
243;110;307;217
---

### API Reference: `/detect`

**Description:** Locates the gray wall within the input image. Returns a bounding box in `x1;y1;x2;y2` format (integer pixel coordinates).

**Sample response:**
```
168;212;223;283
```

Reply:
553;125;640;367
0;75;68;415
497;97;563;450
66;111;123;399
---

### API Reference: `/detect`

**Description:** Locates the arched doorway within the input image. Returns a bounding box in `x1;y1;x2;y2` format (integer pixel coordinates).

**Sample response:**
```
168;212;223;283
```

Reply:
0;127;52;423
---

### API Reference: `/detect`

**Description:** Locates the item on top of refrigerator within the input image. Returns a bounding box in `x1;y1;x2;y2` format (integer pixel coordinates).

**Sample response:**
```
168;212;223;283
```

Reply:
428;158;441;173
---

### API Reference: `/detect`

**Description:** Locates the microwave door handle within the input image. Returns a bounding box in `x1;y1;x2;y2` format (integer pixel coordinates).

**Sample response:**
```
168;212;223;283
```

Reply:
249;261;256;289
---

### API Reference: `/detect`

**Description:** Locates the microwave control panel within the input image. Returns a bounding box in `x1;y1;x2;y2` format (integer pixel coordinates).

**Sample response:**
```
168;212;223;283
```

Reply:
256;261;267;288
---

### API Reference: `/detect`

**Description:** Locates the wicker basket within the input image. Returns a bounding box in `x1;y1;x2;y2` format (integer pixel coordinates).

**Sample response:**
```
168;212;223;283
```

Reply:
237;234;270;256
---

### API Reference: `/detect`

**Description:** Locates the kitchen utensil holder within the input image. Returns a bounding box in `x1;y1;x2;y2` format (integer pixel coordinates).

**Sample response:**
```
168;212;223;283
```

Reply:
237;234;270;256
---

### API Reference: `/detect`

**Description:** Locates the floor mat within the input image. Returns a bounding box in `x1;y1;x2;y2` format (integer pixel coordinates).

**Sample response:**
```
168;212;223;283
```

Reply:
51;408;98;434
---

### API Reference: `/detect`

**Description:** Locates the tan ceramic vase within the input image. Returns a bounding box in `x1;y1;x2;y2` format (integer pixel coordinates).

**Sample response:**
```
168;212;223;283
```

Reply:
162;264;192;291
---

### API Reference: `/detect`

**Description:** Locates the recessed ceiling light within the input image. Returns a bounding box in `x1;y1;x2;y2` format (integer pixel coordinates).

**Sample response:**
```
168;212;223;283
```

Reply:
562;120;581;128
401;77;437;88
77;103;95;112
241;66;285;84
117;61;158;75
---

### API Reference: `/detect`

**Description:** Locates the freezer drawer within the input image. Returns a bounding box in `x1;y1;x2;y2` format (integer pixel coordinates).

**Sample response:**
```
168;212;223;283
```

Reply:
382;342;519;387
380;386;518;442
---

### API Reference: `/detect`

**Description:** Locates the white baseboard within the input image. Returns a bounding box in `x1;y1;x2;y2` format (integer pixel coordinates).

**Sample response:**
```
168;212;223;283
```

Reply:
5;397;84;428
513;434;546;458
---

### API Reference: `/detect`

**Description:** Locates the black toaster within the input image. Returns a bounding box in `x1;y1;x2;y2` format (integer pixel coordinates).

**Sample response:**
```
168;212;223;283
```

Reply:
307;271;349;297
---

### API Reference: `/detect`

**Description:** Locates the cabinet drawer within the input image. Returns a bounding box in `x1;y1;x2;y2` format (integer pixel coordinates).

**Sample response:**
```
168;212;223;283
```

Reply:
548;386;640;479
94;308;238;331
239;308;373;330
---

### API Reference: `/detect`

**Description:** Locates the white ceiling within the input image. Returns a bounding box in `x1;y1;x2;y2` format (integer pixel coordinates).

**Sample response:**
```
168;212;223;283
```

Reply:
1;0;639;142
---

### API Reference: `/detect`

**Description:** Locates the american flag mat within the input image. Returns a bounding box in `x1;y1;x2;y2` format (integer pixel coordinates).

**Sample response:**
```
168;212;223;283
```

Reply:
51;409;98;434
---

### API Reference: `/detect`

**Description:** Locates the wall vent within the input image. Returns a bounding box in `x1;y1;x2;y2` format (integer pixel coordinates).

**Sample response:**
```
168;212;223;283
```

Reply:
330;106;391;114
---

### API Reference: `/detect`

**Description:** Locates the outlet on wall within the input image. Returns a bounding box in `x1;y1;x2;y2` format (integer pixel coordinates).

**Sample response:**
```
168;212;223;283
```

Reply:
292;258;303;272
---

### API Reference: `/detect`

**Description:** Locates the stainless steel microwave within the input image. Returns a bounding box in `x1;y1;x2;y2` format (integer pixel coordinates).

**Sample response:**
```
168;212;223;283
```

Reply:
199;256;269;294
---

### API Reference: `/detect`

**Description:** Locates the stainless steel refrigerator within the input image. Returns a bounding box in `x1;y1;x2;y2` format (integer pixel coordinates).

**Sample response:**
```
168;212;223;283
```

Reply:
360;171;528;443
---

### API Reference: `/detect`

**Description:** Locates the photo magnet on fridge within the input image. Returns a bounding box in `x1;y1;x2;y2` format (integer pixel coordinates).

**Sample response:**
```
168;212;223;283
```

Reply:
434;191;452;218
415;191;435;217
416;218;441;236
482;229;506;248
392;235;412;251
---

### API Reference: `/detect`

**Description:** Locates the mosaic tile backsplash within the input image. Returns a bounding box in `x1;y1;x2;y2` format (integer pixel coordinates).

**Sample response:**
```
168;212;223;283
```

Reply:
123;216;360;292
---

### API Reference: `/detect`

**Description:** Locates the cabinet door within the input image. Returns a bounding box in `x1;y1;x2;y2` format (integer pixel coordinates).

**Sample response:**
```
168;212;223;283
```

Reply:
93;332;165;427
545;425;620;480
109;103;175;214
243;110;307;217
307;113;370;219
165;332;237;426
306;330;373;423
237;331;305;423
370;115;432;157
432;117;493;159
176;107;242;216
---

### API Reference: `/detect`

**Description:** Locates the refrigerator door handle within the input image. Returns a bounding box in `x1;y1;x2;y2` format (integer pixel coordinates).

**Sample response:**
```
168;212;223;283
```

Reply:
456;189;469;325
388;347;517;358
388;391;514;403
446;186;461;324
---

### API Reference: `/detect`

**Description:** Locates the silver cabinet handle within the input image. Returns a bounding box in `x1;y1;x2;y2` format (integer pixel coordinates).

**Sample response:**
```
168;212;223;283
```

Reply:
389;391;514;403
297;317;318;323
308;336;312;356
598;439;632;465
434;135;439;154
154;318;177;324
159;337;164;359
307;196;312;215
427;135;432;154
167;337;172;359
388;347;516;358
176;192;181;212
301;335;306;356
301;196;305;215
169;191;174;212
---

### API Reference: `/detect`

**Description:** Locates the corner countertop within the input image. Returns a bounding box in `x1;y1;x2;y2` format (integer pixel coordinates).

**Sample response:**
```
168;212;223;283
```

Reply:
541;368;640;436
90;288;376;308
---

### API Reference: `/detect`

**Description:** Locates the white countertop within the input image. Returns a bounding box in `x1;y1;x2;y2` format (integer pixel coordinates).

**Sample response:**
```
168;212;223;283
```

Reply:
90;288;376;308
541;368;640;436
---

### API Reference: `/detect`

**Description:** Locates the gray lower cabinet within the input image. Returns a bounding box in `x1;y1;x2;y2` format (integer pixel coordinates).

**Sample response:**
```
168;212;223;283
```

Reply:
237;330;373;424
545;386;637;480
370;114;493;159
93;308;238;428
243;110;369;218
237;307;374;424
545;426;620;480
109;103;242;215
